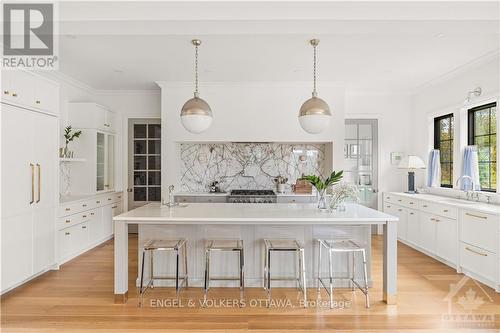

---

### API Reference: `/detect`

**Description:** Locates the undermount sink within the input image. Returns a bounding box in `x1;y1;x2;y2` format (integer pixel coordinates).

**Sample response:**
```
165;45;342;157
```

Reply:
439;198;477;205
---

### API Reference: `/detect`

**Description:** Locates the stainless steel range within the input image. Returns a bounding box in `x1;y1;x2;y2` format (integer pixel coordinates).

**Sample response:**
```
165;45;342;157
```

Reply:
228;189;277;203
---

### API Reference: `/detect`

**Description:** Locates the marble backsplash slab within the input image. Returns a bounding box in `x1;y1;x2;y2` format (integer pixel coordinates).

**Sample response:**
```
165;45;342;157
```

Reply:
180;143;325;192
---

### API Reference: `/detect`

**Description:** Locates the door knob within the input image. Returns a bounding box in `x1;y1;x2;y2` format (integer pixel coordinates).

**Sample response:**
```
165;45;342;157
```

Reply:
127;188;133;192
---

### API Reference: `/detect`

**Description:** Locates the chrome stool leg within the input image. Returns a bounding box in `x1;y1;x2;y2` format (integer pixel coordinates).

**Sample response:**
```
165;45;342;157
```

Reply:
351;251;356;291
362;248;370;308
317;240;322;294
328;247;334;308
300;248;307;307
139;250;146;307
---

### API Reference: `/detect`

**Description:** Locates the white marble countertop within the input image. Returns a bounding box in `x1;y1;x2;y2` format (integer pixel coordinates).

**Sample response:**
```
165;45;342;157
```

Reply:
59;191;122;204
114;202;398;224
388;192;500;215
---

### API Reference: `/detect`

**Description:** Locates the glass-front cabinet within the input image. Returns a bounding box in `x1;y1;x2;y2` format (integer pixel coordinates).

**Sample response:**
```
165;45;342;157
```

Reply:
96;132;114;192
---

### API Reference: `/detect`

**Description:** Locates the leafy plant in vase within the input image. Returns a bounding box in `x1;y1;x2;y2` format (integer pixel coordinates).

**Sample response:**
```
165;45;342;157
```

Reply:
301;171;343;210
61;125;82;158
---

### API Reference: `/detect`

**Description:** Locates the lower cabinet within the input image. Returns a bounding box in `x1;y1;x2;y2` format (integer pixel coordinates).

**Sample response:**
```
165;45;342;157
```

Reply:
58;192;122;264
419;212;437;254
406;209;420;247
435;216;457;264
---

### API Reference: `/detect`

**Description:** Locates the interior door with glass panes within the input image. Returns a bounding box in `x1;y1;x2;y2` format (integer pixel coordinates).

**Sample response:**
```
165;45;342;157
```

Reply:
344;119;378;211
128;119;161;209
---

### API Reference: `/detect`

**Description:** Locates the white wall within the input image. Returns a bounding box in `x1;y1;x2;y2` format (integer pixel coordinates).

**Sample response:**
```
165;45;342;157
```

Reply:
158;82;345;196
345;91;413;204
411;55;499;190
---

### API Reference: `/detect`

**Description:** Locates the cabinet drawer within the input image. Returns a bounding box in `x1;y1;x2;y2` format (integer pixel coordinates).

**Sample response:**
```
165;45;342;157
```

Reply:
199;196;227;203
58;209;98;230
176;196;196;203
459;242;495;282
277;196;313;204
399;197;418;209
460;210;497;253
418;201;457;219
58;221;89;260
384;193;397;204
58;199;95;217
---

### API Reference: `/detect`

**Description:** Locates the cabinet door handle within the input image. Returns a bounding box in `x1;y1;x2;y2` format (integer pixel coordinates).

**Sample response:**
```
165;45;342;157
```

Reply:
30;163;35;204
82;215;87;218
35;100;41;104
82;204;87;207
90;212;95;216
430;218;435;221
409;202;414;205
423;205;428;208
82;226;87;229
3;90;9;95
465;246;487;257
112;205;118;209
36;163;41;203
96;200;101;204
386;205;391;208
65;232;70;236
108;198;112;201
65;207;71;211
12;93;17;97
398;208;402;212
397;199;402;202
465;212;487;220
409;212;414;215
443;209;448;213
65;219;70;223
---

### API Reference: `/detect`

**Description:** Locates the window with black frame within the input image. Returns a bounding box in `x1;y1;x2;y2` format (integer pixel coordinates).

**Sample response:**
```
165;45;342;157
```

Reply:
434;113;454;187
468;102;497;192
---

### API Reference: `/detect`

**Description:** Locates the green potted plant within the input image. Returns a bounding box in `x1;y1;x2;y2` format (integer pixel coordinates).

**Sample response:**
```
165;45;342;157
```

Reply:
61;125;82;158
301;171;343;209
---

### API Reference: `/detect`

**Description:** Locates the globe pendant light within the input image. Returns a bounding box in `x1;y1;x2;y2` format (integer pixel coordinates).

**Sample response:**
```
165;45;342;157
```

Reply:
298;39;331;134
180;39;213;134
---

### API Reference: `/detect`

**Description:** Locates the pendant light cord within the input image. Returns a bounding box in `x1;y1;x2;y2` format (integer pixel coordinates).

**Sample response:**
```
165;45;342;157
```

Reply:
313;43;317;95
195;44;199;94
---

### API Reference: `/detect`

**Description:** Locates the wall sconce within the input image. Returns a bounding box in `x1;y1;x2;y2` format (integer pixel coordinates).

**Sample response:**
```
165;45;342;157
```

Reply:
464;87;482;104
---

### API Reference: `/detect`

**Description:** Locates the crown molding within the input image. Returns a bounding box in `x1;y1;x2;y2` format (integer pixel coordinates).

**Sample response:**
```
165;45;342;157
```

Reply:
94;89;160;95
413;49;500;94
155;81;347;89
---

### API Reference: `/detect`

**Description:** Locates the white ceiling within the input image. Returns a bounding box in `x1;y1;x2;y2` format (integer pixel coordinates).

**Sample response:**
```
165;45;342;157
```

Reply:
54;1;500;91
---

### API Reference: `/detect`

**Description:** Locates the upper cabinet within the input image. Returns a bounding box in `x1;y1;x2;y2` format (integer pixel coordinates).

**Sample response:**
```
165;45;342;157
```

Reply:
1;70;59;115
68;103;116;133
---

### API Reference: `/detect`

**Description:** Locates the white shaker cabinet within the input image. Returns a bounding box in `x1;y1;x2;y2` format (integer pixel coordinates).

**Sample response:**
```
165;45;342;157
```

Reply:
435;216;457;264
406;209;420;247
1;103;58;293
2;70;59;114
68;103;116;133
419;212;437;254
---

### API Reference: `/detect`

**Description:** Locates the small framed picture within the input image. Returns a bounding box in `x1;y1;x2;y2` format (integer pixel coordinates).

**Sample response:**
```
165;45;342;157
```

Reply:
391;152;404;165
349;144;359;158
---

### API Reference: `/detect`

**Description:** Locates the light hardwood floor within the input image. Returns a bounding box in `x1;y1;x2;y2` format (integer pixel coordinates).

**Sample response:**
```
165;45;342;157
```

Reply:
1;235;499;332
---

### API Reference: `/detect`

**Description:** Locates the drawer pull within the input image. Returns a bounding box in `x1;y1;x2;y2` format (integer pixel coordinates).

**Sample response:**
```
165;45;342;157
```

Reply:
82;226;87;229
3;90;9;95
65;208;71;211
12;93;17;97
398;208;402;212
465;212;487;220
443;209;448;212
397;199;402;202
96;200;101;204
35;100;41;104
118;196;121;199
112;205;118;209
409;202;414;205
108;198;112;201
65;219;70;223
65;232;70;236
90;212;94;216
423;205;428;208
409;212;414;215
82;215;87;218
82;204;87;207
465;246;487;257
386;205;391;208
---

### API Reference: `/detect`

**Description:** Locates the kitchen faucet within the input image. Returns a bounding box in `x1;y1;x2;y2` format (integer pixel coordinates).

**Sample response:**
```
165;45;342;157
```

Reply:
455;175;477;201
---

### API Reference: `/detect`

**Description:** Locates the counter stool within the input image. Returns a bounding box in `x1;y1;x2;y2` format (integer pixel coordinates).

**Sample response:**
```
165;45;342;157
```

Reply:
317;239;369;308
204;239;244;300
263;239;307;307
138;239;188;307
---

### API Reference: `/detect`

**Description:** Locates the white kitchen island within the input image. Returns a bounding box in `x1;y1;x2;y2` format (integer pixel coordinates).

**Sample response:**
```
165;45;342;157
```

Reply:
113;202;398;304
